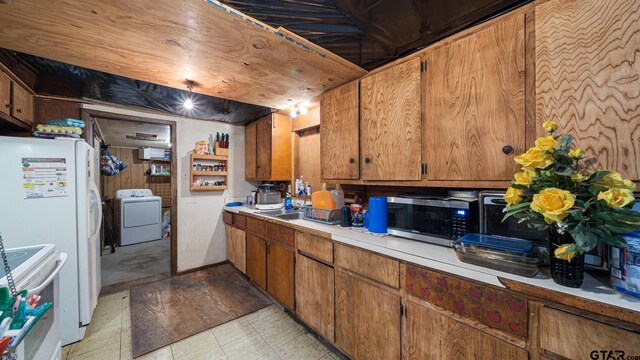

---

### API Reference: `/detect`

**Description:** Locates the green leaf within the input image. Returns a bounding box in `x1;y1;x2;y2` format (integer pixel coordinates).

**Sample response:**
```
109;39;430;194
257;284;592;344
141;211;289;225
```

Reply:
588;170;611;182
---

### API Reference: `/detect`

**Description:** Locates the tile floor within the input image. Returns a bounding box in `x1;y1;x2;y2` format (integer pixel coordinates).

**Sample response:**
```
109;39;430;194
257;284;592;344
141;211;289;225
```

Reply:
62;290;341;360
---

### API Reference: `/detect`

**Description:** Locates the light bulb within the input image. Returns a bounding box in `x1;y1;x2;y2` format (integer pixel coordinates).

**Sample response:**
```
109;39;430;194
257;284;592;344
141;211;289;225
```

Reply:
184;98;194;110
289;109;298;118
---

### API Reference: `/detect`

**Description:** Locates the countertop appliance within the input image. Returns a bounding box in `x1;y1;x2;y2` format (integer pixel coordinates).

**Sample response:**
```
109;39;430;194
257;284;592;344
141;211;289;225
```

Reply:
114;189;162;246
0;244;67;360
387;197;479;247
0;136;102;345
479;190;633;271
256;184;283;210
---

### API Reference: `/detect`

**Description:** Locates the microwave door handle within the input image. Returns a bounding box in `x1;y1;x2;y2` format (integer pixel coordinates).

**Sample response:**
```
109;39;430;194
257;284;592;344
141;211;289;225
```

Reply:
26;253;68;297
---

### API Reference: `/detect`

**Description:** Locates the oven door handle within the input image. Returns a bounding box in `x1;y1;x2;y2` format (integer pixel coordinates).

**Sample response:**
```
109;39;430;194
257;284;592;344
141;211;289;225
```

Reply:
27;253;68;297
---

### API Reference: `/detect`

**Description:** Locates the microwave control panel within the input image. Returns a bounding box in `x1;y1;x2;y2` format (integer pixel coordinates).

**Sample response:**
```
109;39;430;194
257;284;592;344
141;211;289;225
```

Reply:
451;209;469;239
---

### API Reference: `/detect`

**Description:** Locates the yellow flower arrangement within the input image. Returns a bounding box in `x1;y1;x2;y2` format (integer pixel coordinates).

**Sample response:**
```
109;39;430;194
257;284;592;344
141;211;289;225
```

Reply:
503;121;640;265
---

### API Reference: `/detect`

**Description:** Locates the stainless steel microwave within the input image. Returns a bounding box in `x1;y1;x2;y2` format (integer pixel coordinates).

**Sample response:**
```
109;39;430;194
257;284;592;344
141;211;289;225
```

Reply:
387;197;479;247
479;190;620;271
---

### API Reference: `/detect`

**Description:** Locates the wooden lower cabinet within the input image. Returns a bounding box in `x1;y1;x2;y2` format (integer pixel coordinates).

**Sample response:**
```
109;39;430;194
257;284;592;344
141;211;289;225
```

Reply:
405;300;527;360
295;253;334;342
225;225;246;274
267;241;295;311
335;269;401;360
246;234;267;290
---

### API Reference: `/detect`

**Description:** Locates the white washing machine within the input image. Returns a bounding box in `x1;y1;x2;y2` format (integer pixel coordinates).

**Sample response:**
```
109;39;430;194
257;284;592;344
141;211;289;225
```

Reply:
114;189;162;246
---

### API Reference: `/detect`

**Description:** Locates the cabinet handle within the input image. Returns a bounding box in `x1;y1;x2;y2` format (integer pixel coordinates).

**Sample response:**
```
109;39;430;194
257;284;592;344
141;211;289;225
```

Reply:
3;103;9;108
349;158;355;164
502;145;514;155
16;108;22;114
364;157;371;164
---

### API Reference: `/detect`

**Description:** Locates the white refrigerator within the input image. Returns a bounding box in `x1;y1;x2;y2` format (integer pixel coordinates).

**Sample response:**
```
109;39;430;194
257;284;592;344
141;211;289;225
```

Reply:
0;136;102;345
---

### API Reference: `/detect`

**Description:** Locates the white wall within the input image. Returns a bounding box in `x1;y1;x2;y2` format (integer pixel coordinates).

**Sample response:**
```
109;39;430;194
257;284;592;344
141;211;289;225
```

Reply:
84;104;257;272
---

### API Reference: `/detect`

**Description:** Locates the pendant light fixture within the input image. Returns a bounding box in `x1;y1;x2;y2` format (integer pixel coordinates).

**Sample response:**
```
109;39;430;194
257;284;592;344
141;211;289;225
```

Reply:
184;80;195;110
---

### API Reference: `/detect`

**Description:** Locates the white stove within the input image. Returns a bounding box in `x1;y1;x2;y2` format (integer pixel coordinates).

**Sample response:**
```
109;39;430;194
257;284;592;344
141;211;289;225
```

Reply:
0;244;67;360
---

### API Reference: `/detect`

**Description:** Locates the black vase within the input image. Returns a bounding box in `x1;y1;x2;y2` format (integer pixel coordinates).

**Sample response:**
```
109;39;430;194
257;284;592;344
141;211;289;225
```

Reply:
548;228;585;288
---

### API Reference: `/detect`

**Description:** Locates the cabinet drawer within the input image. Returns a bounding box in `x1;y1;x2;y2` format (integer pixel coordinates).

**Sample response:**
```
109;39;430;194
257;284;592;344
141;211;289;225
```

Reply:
223;212;233;225
296;232;333;263
247;217;266;238
334;243;399;288
232;214;246;230
405;265;527;339
266;222;294;247
539;307;640;359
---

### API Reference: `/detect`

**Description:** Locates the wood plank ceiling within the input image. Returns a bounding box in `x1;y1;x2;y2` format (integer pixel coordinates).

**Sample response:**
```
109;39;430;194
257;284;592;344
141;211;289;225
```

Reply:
0;0;366;109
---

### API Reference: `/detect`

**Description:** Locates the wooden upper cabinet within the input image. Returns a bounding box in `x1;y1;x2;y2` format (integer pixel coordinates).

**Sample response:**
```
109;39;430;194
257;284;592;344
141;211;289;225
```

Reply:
360;58;422;181
11;82;33;125
320;81;360;179
245;122;257;180
245;114;291;181
0;72;10;117
536;0;640;180
256;116;272;179
424;14;525;181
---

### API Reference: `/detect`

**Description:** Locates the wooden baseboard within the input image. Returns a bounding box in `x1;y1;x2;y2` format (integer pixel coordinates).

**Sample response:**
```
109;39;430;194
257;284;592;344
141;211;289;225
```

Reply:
176;260;230;276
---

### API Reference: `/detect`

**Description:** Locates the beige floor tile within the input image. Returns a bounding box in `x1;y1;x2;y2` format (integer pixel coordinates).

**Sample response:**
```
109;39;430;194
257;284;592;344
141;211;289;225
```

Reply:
244;305;286;327
255;351;282;360
98;291;127;305
171;330;220;360
274;334;328;360
137;346;174;360
192;347;228;360
320;351;341;360
61;345;70;360
68;323;122;358
120;325;133;360
257;316;304;349
87;308;122;333
67;343;119;360
222;331;272;360
212;318;256;346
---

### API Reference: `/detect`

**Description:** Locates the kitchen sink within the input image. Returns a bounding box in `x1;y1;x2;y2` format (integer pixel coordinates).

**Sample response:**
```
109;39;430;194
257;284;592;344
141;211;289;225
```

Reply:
275;212;305;220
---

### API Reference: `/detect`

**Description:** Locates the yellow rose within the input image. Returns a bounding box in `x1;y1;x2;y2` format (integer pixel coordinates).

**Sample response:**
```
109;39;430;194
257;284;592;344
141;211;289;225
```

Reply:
504;187;524;205
554;244;577;261
513;171;532;186
597;188;635;208
534;136;560;152
571;173;588;183
543;120;558;133
514;147;554;169
568;147;585;159
596;172;636;190
522;167;537;178
530;188;575;224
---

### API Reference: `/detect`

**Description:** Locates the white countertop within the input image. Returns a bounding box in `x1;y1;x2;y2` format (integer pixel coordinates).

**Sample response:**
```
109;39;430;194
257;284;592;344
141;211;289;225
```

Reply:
224;205;640;312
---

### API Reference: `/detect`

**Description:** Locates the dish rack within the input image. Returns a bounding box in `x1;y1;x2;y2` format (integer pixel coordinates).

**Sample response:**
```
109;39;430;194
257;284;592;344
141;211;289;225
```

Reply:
303;206;341;225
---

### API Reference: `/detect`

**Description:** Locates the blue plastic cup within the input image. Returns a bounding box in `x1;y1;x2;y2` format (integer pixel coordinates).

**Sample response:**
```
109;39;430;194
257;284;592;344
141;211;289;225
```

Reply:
365;197;387;233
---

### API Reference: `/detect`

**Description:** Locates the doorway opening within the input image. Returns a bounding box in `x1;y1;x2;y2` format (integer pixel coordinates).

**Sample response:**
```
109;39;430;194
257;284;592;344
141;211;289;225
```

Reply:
83;109;178;292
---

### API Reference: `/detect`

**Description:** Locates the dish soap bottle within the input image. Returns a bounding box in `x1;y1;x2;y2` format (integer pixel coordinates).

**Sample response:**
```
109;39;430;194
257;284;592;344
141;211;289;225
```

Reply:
284;192;293;210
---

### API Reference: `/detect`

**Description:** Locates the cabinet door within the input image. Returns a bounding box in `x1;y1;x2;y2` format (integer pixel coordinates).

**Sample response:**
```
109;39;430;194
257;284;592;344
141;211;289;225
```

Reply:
12;82;33;125
0;72;10;117
269;114;292;181
245;122;257;180
232;227;246;274
225;225;234;266
256;116;272;179
295;253;334;342
246;234;267;290
360;58;422;181
321;81;359;179
335;270;400;360
267;241;295;311
405;301;527;360
424;15;525;181
537;0;640;180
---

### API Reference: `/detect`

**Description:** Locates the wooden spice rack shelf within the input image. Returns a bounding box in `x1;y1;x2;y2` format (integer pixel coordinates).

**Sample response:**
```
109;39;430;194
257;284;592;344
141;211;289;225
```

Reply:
190;153;228;191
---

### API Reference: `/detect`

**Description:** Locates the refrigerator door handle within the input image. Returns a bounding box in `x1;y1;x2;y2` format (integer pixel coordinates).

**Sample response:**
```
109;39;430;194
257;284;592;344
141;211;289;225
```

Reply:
27;253;68;297
89;181;102;239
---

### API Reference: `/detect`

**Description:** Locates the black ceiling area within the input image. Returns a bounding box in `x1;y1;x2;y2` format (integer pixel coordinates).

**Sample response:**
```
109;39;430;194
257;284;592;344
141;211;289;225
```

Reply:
0;49;273;124
219;0;530;70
